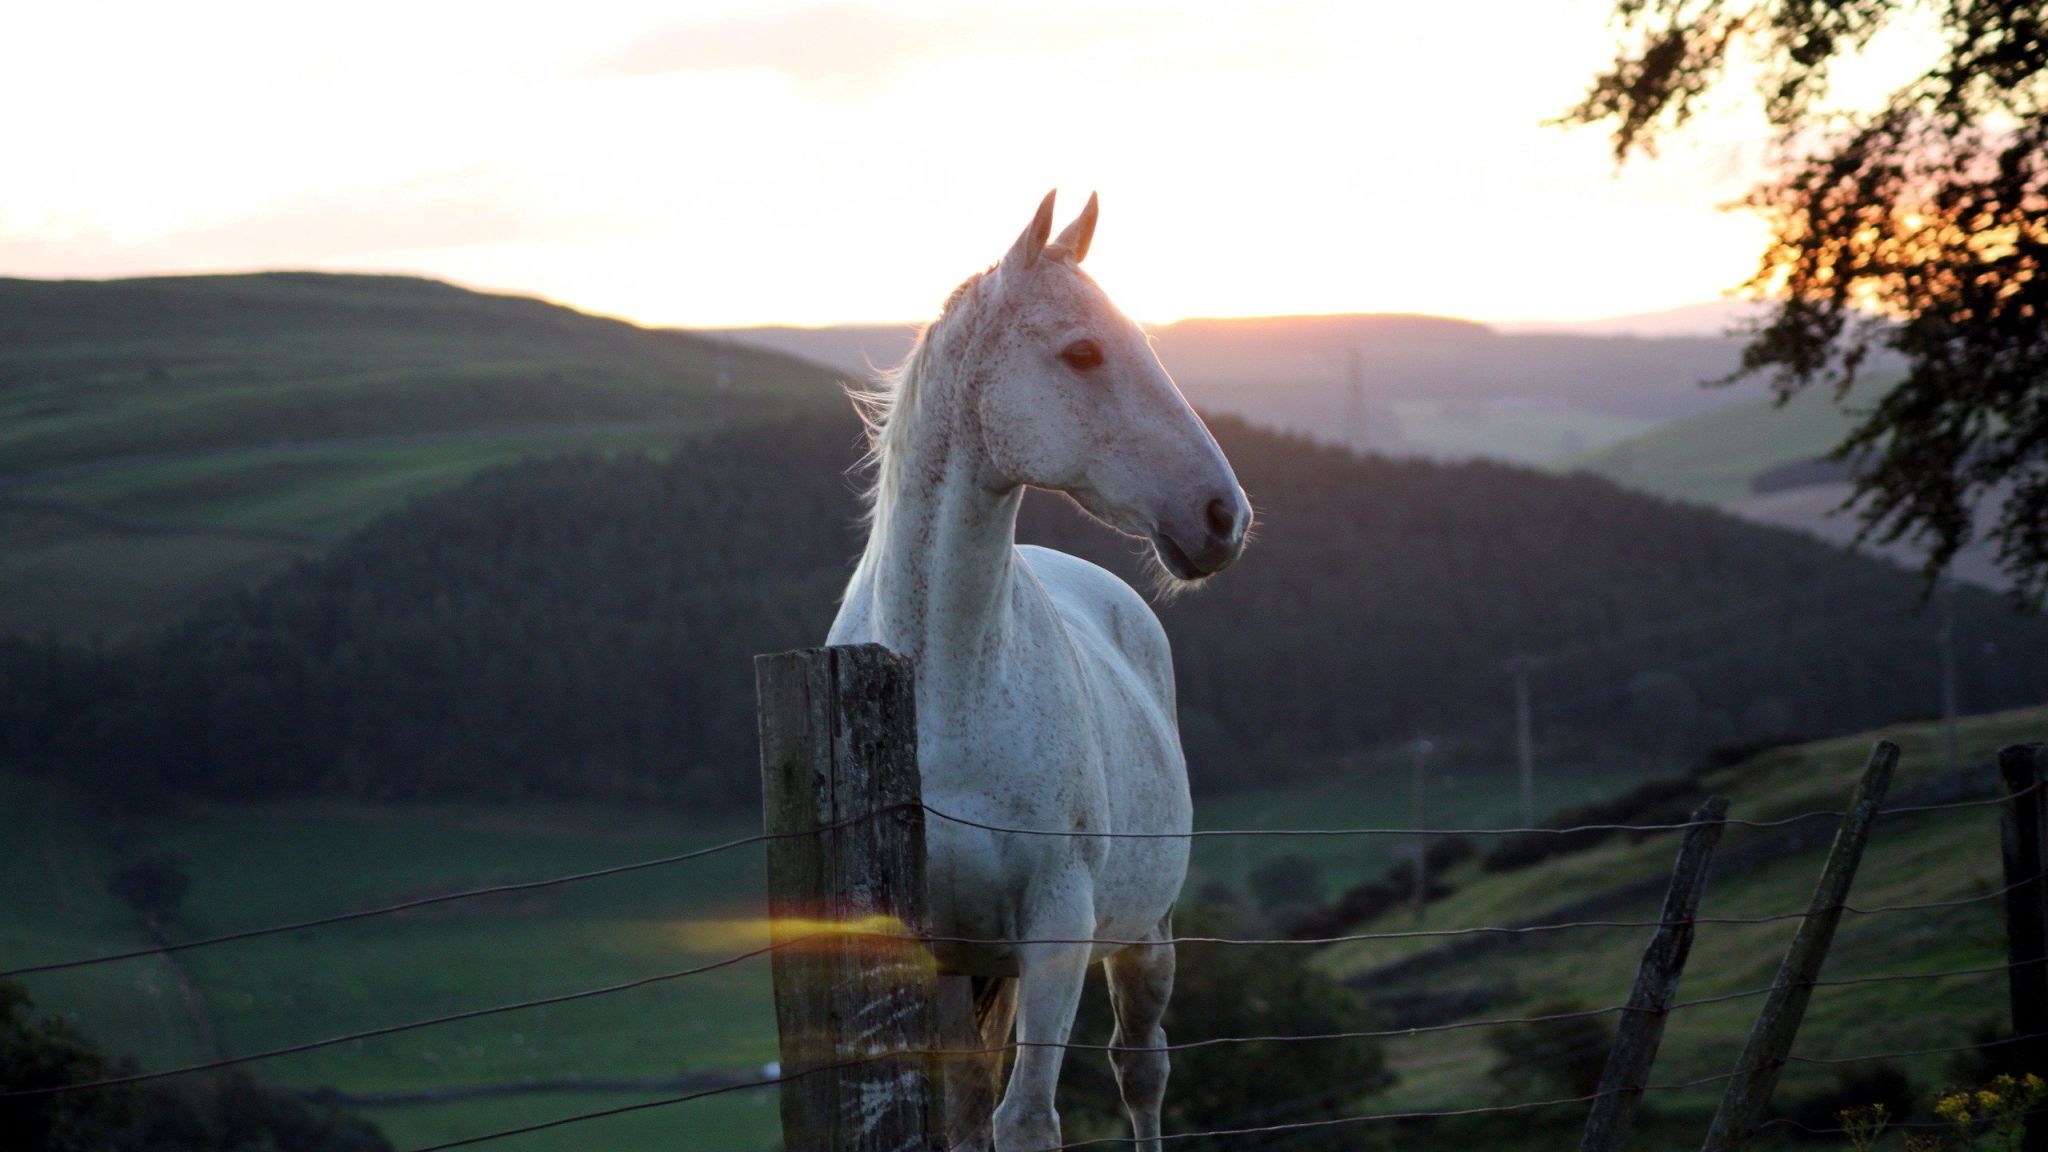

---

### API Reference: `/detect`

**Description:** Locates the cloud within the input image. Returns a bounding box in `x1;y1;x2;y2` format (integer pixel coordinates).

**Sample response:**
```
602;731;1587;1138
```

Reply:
0;176;613;279
602;5;958;90
593;3;1164;92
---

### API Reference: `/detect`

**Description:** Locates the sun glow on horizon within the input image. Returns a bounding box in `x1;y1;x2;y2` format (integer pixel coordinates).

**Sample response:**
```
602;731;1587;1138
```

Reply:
0;0;1903;329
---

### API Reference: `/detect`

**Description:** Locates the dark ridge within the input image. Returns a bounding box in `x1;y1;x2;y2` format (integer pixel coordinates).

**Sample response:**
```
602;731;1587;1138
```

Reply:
3;410;2041;808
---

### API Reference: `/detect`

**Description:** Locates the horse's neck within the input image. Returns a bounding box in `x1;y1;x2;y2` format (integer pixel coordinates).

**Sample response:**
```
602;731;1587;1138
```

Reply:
852;391;1026;691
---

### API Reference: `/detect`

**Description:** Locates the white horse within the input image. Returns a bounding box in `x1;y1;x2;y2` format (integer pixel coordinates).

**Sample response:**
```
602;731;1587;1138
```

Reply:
828;191;1251;1151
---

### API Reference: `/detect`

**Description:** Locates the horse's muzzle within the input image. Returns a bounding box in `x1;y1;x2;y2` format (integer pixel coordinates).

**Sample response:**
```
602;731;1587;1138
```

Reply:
1152;488;1251;579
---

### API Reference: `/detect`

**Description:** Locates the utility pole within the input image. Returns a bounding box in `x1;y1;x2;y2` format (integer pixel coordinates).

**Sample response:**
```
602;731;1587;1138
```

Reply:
1411;736;1433;923
1344;347;1366;453
1939;578;1960;775
1509;657;1536;826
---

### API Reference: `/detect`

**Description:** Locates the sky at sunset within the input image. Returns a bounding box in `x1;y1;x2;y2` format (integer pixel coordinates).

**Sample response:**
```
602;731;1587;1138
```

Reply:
0;1;1938;328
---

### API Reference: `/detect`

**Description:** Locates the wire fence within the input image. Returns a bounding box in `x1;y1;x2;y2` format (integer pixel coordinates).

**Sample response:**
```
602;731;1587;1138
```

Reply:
6;785;2028;981
3;767;2035;1150
395;1017;2046;1152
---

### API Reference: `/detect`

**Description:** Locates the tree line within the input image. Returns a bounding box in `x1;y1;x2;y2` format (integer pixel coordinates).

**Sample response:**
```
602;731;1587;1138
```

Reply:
3;411;2042;808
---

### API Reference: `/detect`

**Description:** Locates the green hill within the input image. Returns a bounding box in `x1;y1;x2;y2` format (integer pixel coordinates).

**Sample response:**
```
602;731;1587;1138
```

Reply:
0;770;781;1152
1554;382;2022;590
1321;704;2048;1134
1557;385;1863;506
0;273;842;639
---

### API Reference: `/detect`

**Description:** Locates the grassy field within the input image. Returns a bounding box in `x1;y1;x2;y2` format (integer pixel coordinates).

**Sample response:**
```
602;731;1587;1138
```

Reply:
1556;385;1863;504
0;729;1689;1152
0;272;843;641
0;773;785;1151
1186;742;1670;897
11;710;2017;1150
1326;705;2048;1137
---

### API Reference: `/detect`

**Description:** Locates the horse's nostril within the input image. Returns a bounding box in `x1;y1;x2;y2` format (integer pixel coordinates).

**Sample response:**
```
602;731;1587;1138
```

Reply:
1205;497;1237;540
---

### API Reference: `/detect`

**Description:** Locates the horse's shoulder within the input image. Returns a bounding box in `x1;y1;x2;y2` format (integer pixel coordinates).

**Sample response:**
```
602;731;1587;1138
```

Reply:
1016;544;1144;614
1015;545;1169;671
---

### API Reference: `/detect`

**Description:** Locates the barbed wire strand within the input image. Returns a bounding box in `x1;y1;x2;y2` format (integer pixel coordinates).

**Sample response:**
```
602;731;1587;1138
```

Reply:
393;1040;1747;1152
1666;955;2047;1018
400;1020;2048;1152
880;877;2033;950
29;943;2039;1104
19;862;2042;1100
0;806;916;978
1788;1030;2046;1066
0;935;818;1098
8;981;1630;1099
10;776;2031;981
920;783;2034;842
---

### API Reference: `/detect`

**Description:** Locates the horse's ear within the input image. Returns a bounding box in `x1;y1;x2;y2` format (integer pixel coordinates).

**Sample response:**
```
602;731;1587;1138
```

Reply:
1051;192;1098;264
1001;190;1058;276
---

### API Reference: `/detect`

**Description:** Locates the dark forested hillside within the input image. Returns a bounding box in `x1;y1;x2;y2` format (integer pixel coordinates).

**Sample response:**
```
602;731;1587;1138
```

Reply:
3;412;2040;807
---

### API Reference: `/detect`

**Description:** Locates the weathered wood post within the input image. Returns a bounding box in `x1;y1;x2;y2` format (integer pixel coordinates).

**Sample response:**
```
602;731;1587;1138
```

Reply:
757;644;945;1152
1580;796;1731;1152
2000;742;2048;1152
1700;740;1898;1152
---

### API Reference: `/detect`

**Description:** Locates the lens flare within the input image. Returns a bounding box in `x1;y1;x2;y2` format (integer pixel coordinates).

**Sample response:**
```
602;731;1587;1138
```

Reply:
677;913;915;955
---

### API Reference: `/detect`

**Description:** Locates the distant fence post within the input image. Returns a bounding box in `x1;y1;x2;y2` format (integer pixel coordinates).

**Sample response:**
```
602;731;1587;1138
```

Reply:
1700;740;1897;1152
1580;795;1731;1152
756;644;944;1152
2000;742;2048;1152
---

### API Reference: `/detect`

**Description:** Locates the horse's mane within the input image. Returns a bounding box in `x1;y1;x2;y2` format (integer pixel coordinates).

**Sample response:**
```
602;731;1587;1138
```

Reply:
847;267;990;533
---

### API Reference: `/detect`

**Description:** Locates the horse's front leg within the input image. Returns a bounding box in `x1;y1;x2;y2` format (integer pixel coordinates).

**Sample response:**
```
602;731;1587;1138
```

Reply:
992;889;1095;1152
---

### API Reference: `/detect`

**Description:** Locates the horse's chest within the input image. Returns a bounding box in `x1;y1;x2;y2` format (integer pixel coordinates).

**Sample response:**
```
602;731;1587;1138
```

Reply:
920;673;1106;816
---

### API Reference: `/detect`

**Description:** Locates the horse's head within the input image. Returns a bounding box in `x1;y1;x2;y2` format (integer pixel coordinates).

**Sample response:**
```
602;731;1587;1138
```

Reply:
969;190;1251;582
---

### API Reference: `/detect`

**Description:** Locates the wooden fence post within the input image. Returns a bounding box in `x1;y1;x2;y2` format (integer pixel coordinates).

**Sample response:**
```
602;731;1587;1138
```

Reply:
757;644;944;1152
2000;742;2048;1152
1581;796;1731;1152
1701;740;1898;1152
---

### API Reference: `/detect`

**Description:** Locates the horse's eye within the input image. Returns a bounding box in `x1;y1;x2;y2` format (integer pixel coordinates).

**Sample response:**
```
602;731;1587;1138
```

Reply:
1059;339;1104;372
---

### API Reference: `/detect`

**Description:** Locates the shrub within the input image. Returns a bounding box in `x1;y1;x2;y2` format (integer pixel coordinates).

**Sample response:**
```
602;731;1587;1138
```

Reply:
1775;1064;1915;1142
1480;778;1702;874
1484;999;1610;1102
1249;853;1325;910
0;981;391;1152
107;852;189;928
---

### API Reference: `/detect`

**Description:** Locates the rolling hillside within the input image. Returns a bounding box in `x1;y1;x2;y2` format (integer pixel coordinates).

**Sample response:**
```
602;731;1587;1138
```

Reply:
1322;705;2048;1136
1561;386;1864;506
716;312;1759;464
0;273;844;639
1561;385;2014;589
7;410;2042;811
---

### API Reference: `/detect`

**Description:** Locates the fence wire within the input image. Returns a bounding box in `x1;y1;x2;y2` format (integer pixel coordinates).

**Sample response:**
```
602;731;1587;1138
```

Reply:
8;762;2038;1151
404;1025;2048;1152
8;795;2035;1122
8;779;2029;981
0;807;906;978
14;922;2037;1101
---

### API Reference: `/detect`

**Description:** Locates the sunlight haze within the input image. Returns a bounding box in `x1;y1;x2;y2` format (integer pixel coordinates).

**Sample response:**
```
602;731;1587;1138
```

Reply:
0;0;1921;327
